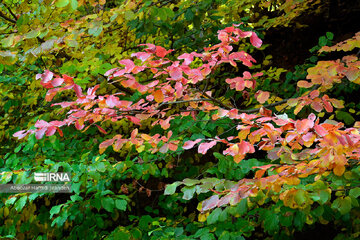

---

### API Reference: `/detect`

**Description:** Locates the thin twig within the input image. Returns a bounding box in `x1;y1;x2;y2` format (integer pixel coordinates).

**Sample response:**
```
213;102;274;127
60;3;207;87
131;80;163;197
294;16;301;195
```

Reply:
157;98;215;109
238;98;289;113
4;3;17;22
0;9;16;24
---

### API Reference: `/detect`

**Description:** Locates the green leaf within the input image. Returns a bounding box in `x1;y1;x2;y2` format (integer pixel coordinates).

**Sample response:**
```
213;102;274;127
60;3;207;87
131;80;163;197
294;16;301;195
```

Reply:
164;8;175;19
279;212;293;227
158;8;168;21
350;187;360;198
309;56;318;63
228;198;248;216
14;196;27;211
88;25;103;37
56;0;70;8
70;195;83;202
318;36;327;47
115;199;127;211
1;35;14;48
50;205;62;218
332;196;352;215
101;197;115;212
181;186;196;200
294;189;307;206
184;9;194;21
264;210;279;233
312;205;324;217
326;32;334;40
194;228;209;238
164;182;180;195
207;208;222;225
114;231;131;240
5;197;17;206
25;29;40;39
219;231;230;240
336;111;355;125
92;198;101;211
124;10;135;21
183;178;200;186
70;0;78;10
294;211;306;230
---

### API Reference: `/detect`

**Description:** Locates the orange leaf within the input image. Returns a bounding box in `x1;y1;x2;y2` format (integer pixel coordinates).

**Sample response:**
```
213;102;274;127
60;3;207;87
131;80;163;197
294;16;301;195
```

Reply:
255;169;266;179
234;154;245;163
238;127;250;140
297;80;313;88
153;90;164;103
333;164;345;176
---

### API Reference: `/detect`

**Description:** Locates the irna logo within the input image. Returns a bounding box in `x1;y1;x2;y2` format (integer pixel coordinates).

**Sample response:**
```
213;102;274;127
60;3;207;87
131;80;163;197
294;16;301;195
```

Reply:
34;172;71;182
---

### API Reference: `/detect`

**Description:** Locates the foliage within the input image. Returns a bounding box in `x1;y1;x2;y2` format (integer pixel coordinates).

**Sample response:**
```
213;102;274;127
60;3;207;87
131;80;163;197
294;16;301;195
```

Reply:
1;0;360;239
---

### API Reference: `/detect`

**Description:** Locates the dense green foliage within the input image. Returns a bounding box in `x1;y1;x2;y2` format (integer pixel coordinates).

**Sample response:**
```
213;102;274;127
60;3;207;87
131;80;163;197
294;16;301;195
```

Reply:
1;0;360;239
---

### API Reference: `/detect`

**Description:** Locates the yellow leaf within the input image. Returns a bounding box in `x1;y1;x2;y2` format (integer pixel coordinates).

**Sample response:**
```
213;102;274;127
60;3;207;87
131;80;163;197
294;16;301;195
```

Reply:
198;212;209;222
333;164;345;176
238;128;250;140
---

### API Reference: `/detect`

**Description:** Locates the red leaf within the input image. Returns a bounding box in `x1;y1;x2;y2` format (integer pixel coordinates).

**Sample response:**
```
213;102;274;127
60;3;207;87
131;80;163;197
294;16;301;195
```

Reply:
295;119;314;134
104;68;118;76
160;116;172;130
169;68;182;80
202;195;220;212
178;53;194;65
35;120;50;128
73;84;83;98
37;70;53;83
99;139;115;154
168;142;178;151
256;90;270;104
46;126;57;136
252;164;276;170
113;138;126;152
13;130;28;139
126;116;141;125
35;128;47;139
51;78;64;87
119;59;135;72
75;120;84;130
238;140;255;156
131;128;138;139
63;75;74;84
131;52;152;62
57;127;63;137
96;125;107;134
198;141;217;155
322;96;333;112
182;139;202;150
314;124;328;137
155;46;173;58
106;95;119;108
218;31;228;42
250;33;262;48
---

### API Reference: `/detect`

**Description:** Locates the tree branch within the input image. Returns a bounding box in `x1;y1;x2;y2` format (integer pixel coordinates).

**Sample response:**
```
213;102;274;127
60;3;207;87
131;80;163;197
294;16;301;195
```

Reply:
157;98;214;109
0;9;16;24
99;73;135;95
238;98;289;113
3;3;18;22
200;91;232;110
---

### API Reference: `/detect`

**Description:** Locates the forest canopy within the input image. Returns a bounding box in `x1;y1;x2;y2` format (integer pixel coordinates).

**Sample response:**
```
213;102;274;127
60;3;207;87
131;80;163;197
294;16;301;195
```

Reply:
0;0;360;239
